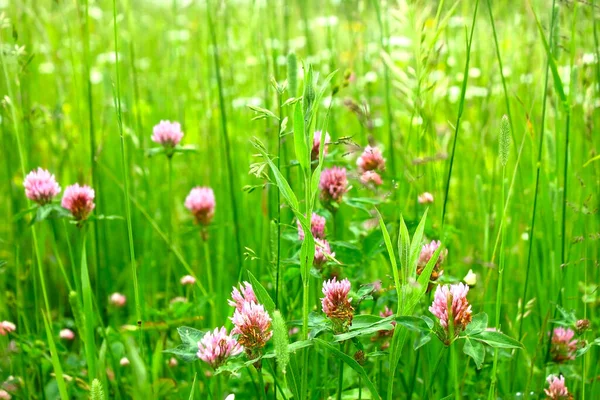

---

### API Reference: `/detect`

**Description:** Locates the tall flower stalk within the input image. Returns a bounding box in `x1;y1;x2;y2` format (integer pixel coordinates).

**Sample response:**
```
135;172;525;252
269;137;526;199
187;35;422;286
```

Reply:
151;120;184;300
489;115;511;399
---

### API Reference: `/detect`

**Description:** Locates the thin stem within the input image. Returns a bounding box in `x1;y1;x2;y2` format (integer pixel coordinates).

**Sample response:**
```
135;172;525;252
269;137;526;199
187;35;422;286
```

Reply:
442;0;479;227
206;0;243;274
559;112;571;303
486;0;517;152
337;355;344;400
516;0;555;341
275;90;283;308
166;156;174;301
112;0;143;345
257;366;266;400
81;0;103;318
372;0;396;179
50;224;73;292
452;342;460;400
489;166;506;399
203;240;215;326
301;280;310;398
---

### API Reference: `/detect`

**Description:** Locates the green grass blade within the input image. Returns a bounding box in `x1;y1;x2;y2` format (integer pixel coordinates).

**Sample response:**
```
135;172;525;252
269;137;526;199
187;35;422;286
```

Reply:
42;311;69;399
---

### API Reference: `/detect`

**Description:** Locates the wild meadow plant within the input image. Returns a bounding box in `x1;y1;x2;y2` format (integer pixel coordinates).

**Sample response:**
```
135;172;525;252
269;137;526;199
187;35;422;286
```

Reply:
1;0;599;399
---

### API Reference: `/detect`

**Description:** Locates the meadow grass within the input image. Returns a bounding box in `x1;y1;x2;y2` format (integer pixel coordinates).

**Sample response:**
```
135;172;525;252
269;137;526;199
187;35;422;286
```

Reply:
0;0;599;399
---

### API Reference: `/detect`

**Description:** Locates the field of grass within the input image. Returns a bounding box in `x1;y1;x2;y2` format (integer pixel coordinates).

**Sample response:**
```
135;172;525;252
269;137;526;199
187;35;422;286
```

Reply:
1;0;599;398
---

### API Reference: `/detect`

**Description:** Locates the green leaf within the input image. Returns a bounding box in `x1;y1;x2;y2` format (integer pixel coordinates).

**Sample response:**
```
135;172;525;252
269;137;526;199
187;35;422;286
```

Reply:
334;318;394;342
287;53;298;97
247;271;276;316
314;339;380;400
395;316;433;333
42;312;69;400
351;314;386;328
414;333;432;350
247;104;279;121
471;330;523;349
356;283;376;300
299;232;315;283
552;305;578;325
398;216;410;286
408;209;428;280
31;204;71;224
463;338;485;369
404;244;443;313
163;344;198;363
376;211;399;310
13;205;37;221
91;214;124;221
252;139;301;216
146;147;166;157
464;313;488;336
294;93;307;173
177;326;205;346
174;144;199;154
575;337;600;357
388;327;409;386
344;197;383;213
